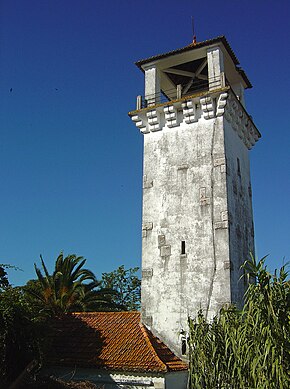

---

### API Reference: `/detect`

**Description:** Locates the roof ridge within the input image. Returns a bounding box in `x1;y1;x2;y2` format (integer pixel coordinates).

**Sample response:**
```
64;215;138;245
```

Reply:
138;322;167;372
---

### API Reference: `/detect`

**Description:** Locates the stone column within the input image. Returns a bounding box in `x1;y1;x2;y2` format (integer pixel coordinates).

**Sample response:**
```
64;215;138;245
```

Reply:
207;46;225;90
145;65;160;105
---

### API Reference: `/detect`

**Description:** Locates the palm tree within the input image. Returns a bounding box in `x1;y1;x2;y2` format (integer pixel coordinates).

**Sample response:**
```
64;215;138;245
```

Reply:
31;253;115;315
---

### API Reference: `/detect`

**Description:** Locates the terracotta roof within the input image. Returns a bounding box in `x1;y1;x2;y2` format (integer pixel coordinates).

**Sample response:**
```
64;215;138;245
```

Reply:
135;36;252;89
45;312;188;373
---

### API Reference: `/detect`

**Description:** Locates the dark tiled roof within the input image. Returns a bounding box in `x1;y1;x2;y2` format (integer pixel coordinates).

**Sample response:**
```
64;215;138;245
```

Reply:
135;36;239;68
45;312;188;373
135;36;252;89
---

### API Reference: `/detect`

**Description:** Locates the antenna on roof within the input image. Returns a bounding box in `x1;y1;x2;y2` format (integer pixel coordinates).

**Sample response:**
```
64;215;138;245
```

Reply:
191;16;197;45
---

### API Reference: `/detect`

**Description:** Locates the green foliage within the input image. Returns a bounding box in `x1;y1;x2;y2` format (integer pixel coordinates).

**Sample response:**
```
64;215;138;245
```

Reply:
0;264;20;292
31;253;116;315
188;256;290;388
101;265;141;311
0;265;42;384
0;265;10;291
0;256;139;384
0;286;45;384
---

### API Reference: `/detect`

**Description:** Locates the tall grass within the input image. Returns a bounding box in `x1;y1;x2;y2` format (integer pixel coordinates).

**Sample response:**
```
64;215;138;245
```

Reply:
188;256;290;388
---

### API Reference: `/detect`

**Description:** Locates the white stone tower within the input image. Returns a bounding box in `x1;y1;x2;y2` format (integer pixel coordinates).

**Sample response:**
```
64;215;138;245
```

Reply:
129;36;260;358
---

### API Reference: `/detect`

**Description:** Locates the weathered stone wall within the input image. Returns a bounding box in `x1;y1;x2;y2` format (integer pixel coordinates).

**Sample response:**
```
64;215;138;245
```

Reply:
132;88;259;358
224;118;255;306
141;104;233;356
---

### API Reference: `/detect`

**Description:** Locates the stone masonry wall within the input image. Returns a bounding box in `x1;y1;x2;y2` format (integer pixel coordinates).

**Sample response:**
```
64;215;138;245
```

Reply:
141;111;232;357
131;88;260;359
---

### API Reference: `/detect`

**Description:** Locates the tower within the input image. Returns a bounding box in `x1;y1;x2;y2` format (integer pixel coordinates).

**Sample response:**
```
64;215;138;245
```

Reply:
129;36;260;358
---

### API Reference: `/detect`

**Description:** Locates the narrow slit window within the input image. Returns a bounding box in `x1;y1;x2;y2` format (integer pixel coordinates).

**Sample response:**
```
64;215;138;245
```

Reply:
181;339;187;355
181;241;186;255
237;158;241;177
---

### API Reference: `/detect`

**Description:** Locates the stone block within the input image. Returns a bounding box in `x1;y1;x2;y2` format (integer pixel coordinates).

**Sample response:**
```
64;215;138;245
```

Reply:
200;187;210;205
142;222;153;238
158;234;166;247
164;105;178;128
182;100;197;123
200;198;210;206
131;114;149;134
143;315;153;327
214;221;228;229
143;222;153;231
154;382;165;389
142;268;153;278
214;157;227;174
220;163;227;174
200;96;215;119
213;157;226;167
177;164;189;170
143;175;153;189
200;187;206;199
221;211;228;221
160;245;171;257
147;109;161;132
223;261;231;270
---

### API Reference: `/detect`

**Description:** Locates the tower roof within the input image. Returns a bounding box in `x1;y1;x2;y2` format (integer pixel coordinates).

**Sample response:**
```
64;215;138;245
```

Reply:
135;36;252;89
44;311;188;373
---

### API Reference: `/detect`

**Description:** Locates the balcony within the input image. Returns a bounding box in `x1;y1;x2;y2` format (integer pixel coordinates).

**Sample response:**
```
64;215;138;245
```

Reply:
135;74;226;111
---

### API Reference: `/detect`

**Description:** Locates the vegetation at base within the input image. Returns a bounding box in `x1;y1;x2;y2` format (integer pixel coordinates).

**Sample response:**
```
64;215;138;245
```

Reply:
188;255;290;389
0;264;10;291
30;253;118;315
101;265;141;311
2;252;289;388
0;274;46;384
0;254;141;385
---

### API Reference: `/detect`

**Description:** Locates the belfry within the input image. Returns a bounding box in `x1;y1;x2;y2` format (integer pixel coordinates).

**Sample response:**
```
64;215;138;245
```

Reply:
129;36;260;358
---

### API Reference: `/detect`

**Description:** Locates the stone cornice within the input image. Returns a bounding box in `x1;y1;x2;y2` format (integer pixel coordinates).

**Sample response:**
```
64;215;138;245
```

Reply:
224;91;261;149
128;87;229;116
129;88;261;150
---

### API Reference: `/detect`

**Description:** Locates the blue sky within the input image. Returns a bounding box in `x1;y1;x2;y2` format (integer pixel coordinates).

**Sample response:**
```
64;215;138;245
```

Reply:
0;0;289;285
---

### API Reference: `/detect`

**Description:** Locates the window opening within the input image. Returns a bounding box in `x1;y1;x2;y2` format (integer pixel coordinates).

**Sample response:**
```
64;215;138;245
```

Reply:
181;339;187;355
181;241;186;255
237;158;241;177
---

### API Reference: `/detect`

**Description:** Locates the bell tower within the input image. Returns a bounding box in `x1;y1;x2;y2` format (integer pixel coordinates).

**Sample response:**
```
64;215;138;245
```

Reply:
129;36;260;358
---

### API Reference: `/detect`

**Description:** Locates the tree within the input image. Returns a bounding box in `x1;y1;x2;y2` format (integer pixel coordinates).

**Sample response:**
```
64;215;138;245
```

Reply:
0;266;9;292
101;265;141;311
188;256;290;389
31;253;115;315
0;281;45;384
0;264;20;292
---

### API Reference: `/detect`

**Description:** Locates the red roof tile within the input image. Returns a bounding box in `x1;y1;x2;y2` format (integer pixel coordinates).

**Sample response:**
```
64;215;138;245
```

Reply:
45;312;188;373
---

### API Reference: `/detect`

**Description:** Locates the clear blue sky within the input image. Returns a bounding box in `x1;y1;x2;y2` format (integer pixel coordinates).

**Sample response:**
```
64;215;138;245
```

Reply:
0;0;289;285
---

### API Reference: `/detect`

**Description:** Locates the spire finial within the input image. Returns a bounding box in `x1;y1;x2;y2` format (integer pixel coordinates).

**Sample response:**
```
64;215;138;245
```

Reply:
191;16;197;45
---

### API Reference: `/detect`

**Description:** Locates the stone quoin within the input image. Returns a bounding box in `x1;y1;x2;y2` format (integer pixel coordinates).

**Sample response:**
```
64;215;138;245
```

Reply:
129;36;261;360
